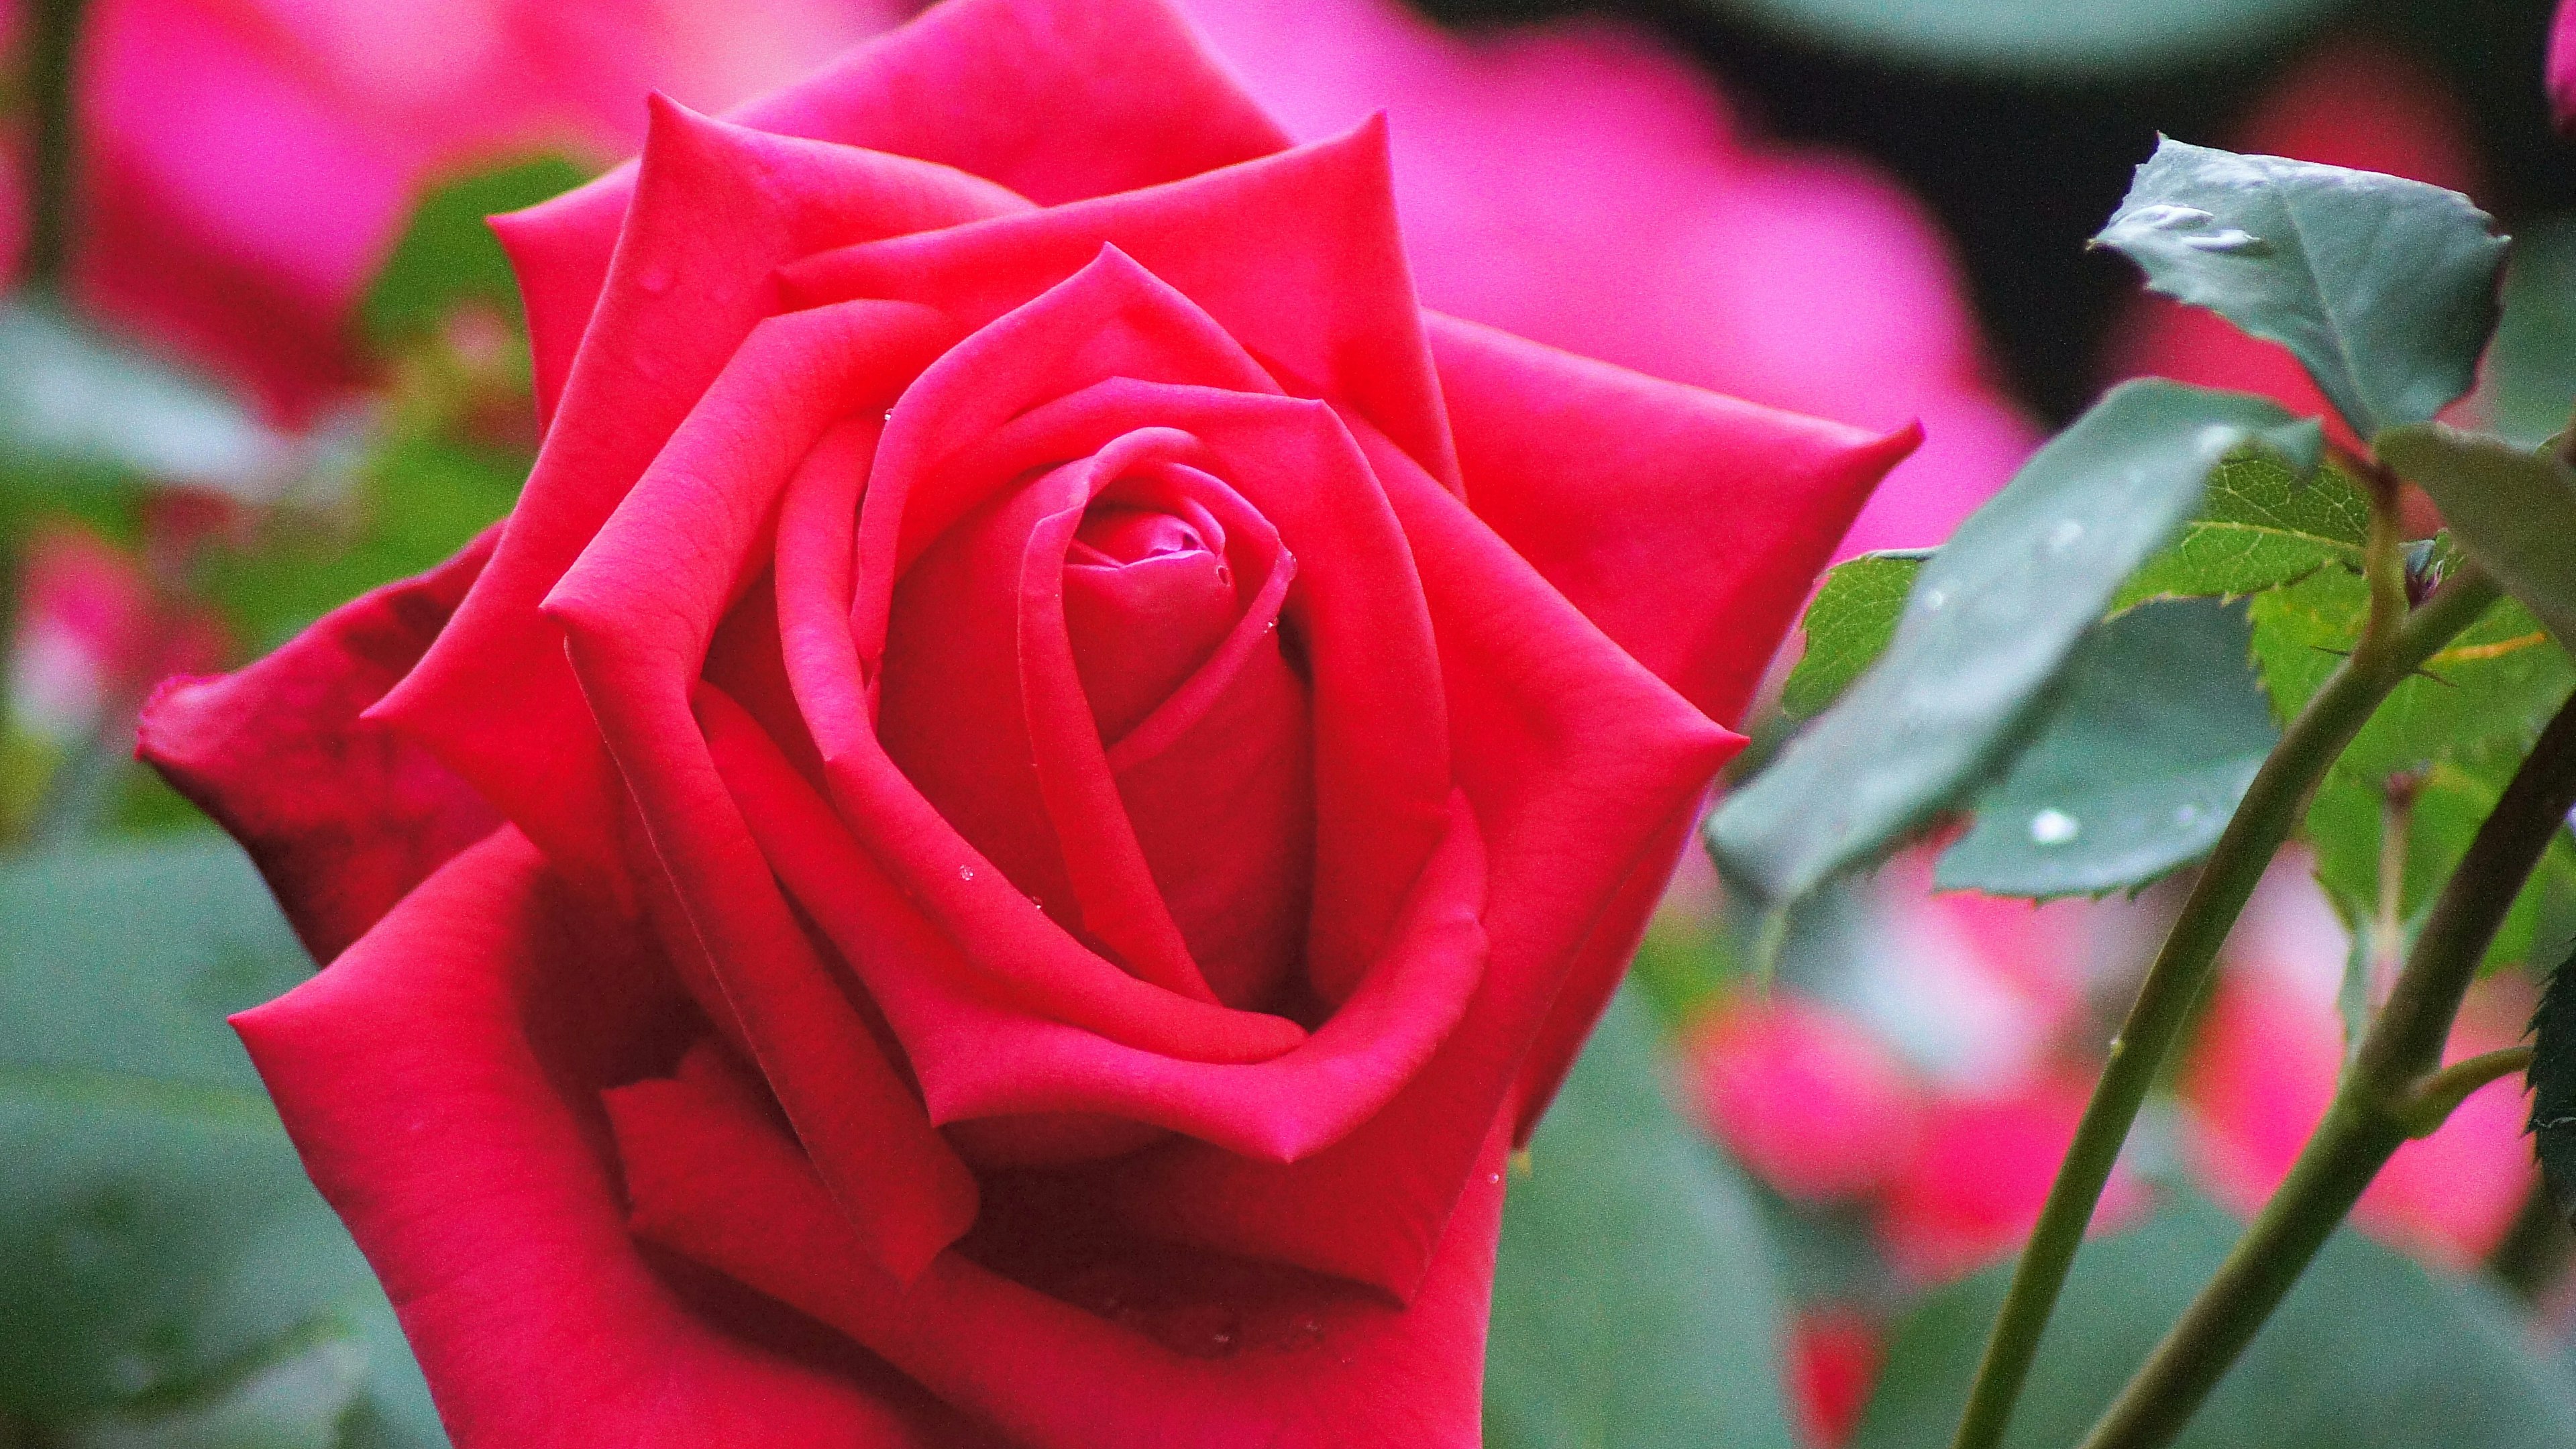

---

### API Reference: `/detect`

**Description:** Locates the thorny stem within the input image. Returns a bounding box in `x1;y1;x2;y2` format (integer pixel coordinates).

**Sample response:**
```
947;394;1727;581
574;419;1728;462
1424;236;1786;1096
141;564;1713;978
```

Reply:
2074;688;2576;1449
1944;552;2501;1449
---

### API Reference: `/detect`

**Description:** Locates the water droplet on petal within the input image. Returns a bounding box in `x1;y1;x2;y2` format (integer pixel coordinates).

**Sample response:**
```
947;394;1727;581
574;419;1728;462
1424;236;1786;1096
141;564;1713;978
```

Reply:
959;865;975;882
2029;809;2081;845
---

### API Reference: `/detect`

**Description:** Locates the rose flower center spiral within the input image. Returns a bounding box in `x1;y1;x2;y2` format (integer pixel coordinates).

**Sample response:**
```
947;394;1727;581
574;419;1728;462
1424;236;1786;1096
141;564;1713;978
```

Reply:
877;461;1317;1060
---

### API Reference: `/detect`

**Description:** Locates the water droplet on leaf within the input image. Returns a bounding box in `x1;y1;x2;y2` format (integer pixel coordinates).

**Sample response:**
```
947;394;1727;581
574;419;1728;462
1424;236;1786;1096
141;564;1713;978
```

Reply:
2029;808;2081;845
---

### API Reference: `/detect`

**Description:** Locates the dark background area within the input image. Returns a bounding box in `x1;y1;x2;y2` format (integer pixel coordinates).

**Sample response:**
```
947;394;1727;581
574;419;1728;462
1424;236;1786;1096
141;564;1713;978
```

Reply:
1426;0;2573;423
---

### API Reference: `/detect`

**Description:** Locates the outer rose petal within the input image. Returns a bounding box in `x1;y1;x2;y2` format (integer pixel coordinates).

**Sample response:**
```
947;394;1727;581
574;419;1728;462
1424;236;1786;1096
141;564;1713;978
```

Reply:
380;97;1026;899
1429;313;1912;731
504;0;1294;421
137;529;501;963
231;828;963;1448
1422;318;1906;1134
608;1047;1506;1449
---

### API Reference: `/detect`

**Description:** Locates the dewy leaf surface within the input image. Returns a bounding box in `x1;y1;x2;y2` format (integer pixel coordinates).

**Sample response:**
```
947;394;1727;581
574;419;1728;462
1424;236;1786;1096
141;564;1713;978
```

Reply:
1709;380;2302;906
0;839;443;1446
1935;598;2278;899
2094;138;2506;438
1851;1194;2576;1449
1781;551;1929;720
1487;991;1797;1449
2377;424;2576;651
2112;451;2363;610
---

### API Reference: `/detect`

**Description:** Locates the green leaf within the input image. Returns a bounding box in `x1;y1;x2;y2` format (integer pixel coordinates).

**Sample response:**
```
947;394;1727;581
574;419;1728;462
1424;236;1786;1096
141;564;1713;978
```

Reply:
2307;747;2576;973
1698;0;2343;78
1487;991;1796;1449
2533;947;2576;1225
1782;551;1929;719
0;301;300;496
0;839;441;1446
2094;138;2506;439
2376;425;2576;650
54;1326;368;1449
2481;213;2576;450
2249;564;2575;781
1934;598;2277;899
1709;380;2302;906
360;155;590;346
1851;1194;2576;1449
2110;451;2365;610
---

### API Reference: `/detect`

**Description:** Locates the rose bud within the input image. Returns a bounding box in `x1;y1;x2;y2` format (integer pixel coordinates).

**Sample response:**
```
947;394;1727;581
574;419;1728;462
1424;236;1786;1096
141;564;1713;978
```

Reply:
138;0;1914;1442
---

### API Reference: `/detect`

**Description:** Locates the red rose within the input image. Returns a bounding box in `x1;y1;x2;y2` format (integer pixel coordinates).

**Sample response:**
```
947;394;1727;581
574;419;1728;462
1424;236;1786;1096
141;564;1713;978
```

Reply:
139;0;1911;1442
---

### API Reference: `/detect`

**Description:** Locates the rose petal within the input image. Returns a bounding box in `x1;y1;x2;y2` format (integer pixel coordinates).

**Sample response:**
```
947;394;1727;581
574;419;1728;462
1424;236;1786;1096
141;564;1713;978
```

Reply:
1102;431;1739;1298
231;828;952;1448
1428;311;1913;728
880;437;1218;1003
784;118;1460;492
540;299;986;1280
608;1038;1503;1449
380;96;1018;900
934;380;1452;1004
504;0;1291;419
704;693;1483;1174
138;529;502;963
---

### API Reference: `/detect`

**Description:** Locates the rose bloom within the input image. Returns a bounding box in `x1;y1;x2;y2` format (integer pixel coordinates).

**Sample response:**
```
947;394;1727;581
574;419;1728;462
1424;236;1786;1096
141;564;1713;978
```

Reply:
138;0;1912;1442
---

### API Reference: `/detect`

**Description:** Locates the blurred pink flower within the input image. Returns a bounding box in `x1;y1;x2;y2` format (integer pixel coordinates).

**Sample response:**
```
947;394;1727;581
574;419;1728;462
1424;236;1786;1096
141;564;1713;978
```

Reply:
1874;1072;2152;1285
70;0;899;421
2182;869;2537;1267
1847;849;2099;1093
1177;0;2037;557
1788;1305;1882;1449
1689;990;1924;1202
2551;0;2576;134
2107;38;2481;453
8;525;225;743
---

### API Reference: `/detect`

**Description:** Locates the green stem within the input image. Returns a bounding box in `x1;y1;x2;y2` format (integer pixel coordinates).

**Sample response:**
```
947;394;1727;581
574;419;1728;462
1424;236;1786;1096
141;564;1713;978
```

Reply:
1945;561;2500;1449
21;0;92;286
2075;686;2576;1449
2394;1045;2534;1135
